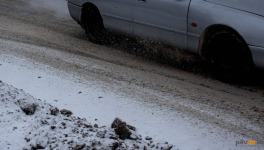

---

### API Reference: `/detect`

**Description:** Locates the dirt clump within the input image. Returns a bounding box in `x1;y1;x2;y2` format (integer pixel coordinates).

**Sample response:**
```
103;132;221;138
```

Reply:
60;109;72;116
111;118;137;140
18;101;37;115
50;106;59;116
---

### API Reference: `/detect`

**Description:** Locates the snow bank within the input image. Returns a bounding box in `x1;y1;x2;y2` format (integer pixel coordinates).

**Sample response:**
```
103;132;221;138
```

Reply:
0;80;174;150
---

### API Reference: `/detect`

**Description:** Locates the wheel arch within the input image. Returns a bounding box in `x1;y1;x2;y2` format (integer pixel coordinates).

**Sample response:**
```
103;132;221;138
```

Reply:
81;2;103;25
198;24;253;65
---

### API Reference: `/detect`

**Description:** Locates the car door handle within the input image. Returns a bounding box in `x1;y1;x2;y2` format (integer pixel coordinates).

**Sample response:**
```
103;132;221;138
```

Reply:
138;0;147;3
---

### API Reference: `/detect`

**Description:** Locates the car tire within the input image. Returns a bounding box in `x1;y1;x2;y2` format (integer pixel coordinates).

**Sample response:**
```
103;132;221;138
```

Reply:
82;7;105;44
207;31;250;81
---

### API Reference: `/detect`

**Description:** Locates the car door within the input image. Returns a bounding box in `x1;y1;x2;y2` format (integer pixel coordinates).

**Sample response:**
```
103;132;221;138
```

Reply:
133;0;191;49
92;0;133;34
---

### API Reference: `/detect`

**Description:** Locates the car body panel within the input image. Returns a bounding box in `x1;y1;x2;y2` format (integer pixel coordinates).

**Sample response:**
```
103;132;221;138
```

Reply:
187;32;200;53
250;45;264;68
68;2;82;23
205;0;264;17
133;0;190;49
188;0;264;48
188;0;264;67
68;0;83;6
84;0;133;34
68;0;264;69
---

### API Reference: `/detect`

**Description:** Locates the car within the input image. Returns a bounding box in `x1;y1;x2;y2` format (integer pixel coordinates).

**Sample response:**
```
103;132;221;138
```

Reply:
68;0;264;79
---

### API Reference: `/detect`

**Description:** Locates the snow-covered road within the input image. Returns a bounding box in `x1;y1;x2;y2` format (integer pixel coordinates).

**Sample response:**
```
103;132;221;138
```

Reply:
0;0;263;149
0;39;245;150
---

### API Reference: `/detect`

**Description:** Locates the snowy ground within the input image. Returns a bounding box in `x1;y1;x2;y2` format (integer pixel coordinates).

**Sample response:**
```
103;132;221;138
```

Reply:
0;0;263;149
0;39;261;150
0;81;174;149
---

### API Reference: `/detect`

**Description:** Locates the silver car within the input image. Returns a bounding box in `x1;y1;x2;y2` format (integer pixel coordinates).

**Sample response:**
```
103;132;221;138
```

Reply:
68;0;264;79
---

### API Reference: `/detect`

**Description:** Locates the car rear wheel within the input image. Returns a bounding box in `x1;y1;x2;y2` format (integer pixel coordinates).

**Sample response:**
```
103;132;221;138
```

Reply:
207;32;250;81
82;7;105;44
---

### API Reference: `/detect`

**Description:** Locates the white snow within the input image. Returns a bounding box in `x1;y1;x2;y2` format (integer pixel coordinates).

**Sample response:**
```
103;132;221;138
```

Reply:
0;81;174;149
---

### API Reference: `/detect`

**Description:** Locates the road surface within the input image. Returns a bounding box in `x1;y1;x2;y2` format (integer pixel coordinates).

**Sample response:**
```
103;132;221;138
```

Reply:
0;0;263;149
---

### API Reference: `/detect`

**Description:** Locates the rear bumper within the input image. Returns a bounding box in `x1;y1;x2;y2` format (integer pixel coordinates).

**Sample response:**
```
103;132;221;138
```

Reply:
68;2;82;23
249;45;264;69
